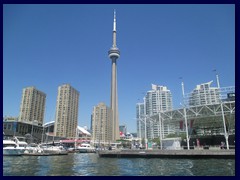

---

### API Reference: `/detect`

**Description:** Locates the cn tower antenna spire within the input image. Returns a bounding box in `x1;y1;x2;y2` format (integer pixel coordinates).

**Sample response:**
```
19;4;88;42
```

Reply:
112;10;117;48
113;10;116;32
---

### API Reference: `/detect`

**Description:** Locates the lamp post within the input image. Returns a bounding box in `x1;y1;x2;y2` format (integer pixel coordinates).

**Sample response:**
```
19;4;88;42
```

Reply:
158;112;163;150
143;97;148;149
137;101;142;140
156;90;163;149
181;80;190;150
75;127;78;150
214;70;229;149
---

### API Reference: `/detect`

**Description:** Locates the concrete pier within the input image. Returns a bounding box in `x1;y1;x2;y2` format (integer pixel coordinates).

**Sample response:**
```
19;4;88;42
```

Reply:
98;149;235;159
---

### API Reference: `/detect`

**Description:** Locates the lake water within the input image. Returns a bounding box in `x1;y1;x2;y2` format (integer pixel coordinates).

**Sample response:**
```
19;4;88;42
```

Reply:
3;153;235;176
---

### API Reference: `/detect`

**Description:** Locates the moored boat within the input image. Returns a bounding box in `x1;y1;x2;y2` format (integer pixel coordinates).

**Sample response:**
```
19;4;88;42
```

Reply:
40;144;68;155
23;143;44;155
77;143;96;153
3;139;22;156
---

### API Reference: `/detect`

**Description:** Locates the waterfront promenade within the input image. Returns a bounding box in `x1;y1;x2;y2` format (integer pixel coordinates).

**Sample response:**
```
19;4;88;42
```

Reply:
98;149;235;159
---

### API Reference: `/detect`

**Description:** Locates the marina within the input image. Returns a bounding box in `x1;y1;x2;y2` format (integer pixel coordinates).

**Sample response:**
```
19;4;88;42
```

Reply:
3;136;69;156
2;135;235;175
3;5;235;176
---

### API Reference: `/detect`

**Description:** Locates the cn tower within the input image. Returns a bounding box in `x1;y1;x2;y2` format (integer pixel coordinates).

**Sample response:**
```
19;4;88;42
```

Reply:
108;10;120;141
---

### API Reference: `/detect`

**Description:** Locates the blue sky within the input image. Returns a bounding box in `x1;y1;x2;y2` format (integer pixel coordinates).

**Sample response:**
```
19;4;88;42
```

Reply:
3;4;235;133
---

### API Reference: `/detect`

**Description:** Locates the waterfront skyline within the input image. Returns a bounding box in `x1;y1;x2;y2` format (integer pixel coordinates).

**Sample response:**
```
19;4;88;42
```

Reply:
3;4;235;133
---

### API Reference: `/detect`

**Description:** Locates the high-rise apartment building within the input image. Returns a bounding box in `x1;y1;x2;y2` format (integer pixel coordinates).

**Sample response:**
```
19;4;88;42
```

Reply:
54;84;79;138
19;86;46;126
137;84;173;140
145;84;173;115
189;81;220;106
136;103;145;139
91;102;112;144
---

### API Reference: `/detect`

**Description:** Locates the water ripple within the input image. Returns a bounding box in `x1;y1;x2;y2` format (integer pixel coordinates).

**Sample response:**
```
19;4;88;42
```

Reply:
3;154;235;176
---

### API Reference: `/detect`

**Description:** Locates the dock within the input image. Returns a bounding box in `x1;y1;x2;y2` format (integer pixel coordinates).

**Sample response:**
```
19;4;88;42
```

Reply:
98;149;235;159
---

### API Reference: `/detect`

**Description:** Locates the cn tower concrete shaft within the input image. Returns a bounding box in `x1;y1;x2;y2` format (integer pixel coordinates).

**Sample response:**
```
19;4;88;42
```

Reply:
111;58;119;141
108;10;120;141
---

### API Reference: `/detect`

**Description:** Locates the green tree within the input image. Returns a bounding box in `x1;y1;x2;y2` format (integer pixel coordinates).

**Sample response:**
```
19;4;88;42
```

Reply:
152;138;160;146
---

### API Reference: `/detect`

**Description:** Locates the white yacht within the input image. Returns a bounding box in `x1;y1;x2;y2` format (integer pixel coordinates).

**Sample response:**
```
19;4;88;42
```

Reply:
23;143;44;155
77;143;96;153
40;144;68;155
3;136;29;156
3;139;22;156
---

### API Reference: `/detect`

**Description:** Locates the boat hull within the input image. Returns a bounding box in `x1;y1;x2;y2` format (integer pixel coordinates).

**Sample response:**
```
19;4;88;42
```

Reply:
3;148;22;156
78;149;96;153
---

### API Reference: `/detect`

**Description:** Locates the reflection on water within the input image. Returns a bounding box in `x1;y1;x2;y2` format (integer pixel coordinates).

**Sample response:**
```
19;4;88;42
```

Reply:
3;153;235;176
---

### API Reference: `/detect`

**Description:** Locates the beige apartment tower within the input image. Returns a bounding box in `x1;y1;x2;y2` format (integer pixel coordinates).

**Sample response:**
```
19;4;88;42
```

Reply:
91;102;112;143
54;84;79;138
19;86;46;126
